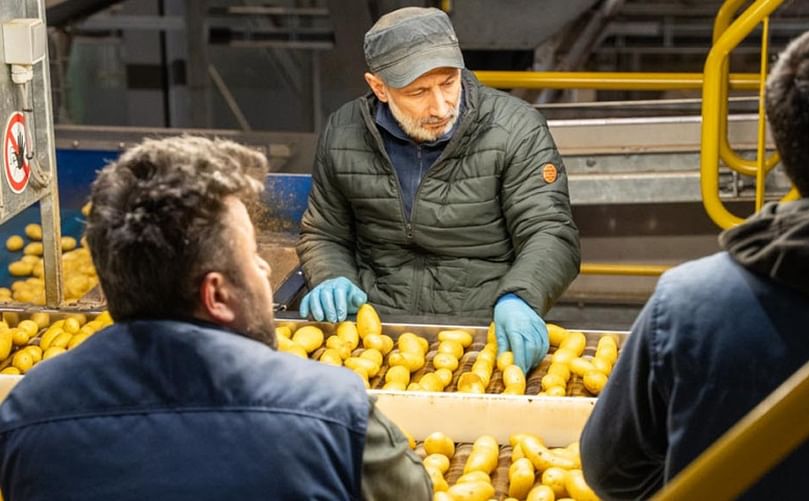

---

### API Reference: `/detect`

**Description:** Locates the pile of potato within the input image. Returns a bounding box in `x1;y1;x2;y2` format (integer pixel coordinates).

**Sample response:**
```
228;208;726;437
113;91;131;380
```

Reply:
4;213;98;305
410;430;599;501
0;311;112;375
276;304;620;396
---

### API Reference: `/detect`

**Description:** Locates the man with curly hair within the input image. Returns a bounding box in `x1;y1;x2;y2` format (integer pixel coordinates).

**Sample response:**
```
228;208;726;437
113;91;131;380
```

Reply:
0;136;430;500
581;32;809;500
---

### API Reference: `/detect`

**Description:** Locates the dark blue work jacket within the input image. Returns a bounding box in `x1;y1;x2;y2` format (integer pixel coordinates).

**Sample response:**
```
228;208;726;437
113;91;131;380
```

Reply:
0;319;369;500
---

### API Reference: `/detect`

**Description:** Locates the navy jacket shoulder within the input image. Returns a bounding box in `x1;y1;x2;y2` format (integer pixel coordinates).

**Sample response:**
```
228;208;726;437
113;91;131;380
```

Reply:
0;320;370;501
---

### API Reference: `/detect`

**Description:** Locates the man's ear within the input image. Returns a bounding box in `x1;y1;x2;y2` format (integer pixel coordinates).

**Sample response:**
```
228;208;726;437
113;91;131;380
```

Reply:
198;272;236;325
364;72;388;102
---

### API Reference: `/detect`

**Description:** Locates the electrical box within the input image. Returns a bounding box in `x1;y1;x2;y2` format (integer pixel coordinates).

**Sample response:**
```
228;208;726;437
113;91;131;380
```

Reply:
2;18;45;66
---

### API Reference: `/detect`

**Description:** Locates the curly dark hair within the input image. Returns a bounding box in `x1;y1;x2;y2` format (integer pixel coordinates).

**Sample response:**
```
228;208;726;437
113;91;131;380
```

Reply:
766;31;809;197
86;135;268;320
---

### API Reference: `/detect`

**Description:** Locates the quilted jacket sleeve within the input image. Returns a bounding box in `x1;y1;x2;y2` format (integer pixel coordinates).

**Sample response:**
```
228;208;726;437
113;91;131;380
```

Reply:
495;108;580;315
297;116;362;287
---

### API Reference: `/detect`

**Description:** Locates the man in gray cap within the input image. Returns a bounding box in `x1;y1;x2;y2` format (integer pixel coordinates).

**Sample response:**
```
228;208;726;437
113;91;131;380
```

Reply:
297;7;580;374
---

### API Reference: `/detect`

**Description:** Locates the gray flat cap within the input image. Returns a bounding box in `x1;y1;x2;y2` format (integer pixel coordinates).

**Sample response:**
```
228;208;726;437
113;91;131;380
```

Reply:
364;7;465;88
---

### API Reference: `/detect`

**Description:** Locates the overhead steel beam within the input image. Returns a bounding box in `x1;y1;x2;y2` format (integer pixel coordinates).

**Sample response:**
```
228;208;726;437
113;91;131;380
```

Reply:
46;0;122;27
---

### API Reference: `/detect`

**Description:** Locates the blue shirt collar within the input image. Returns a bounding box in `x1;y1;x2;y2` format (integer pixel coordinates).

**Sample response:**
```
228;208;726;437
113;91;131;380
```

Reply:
374;88;465;147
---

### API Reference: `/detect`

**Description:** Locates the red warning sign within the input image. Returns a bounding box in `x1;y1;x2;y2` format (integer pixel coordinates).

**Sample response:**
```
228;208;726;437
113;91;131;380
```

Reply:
4;112;31;194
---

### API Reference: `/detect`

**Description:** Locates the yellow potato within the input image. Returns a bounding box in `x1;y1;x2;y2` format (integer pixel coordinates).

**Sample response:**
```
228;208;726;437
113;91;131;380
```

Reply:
17;320;39;337
381;381;406;391
570;357;595;377
564;469;599;501
437;329;473;348
446;481;495;501
511;443;525;462
551;349;577;365
592;356;613;375
275;326;292;339
559;332;586;356
24;223;42;240
50;331;73;349
61;236;78;252
1;366;21;375
359;348;383;367
8;261;33;277
546;323;569;346
363;334;386;352
423;453;450;474
520;435;577;472
425;467;448;492
545;385;567;397
464;437;498;475
546;362;571;381
325;335;352;360
583;371;608;395
486;322;496;344
398;332;428;354
336;321;359;349
496;351;514;371
39;327;63;351
434;368;453;387
43;346;67;360
344;356;380;377
433;491;453;501
418;373;444;392
23;242;43;256
457;372;485;393
437;340;464;359
30;312;50;329
11;329;29;346
388;351;425;372
356;304;381;338
455;471;491;484
292;325;324;353
0;329;12;360
385;365;410;385
23;345;43;363
541;373;566;391
403;428;416;449
378;334;394;355
542;467;569;498
503;364;525;390
508;457;535;499
526;484;556;501
431;352;459;371
12;350;34;373
63;317;81;334
6;235;24;252
424;431;455;458
318;348;343;366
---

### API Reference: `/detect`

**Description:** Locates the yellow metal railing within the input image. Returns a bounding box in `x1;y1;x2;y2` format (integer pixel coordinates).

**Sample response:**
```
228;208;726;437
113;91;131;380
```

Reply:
713;0;781;178
475;71;760;91
700;0;786;229
653;358;809;500
580;263;670;277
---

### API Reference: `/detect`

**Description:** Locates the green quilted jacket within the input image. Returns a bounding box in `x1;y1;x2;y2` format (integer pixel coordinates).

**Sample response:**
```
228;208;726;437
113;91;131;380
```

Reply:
297;70;580;319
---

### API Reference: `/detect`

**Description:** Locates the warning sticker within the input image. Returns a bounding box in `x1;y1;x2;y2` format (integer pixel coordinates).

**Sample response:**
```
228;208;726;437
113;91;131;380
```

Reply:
4;112;31;194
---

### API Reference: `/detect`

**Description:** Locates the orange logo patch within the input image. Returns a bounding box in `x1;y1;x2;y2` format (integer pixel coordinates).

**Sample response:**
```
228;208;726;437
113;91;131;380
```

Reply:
542;163;558;184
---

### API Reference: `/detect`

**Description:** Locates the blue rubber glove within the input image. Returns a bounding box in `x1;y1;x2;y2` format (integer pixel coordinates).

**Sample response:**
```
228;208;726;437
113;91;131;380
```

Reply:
299;277;367;323
493;293;549;374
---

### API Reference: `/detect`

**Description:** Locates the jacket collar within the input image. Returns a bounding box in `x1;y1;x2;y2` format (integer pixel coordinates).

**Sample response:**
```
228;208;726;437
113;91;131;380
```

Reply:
720;197;809;297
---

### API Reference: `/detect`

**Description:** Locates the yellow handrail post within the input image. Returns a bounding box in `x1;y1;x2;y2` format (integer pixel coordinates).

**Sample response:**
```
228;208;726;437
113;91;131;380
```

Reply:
754;16;770;211
701;0;784;229
713;0;780;177
653;359;809;501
